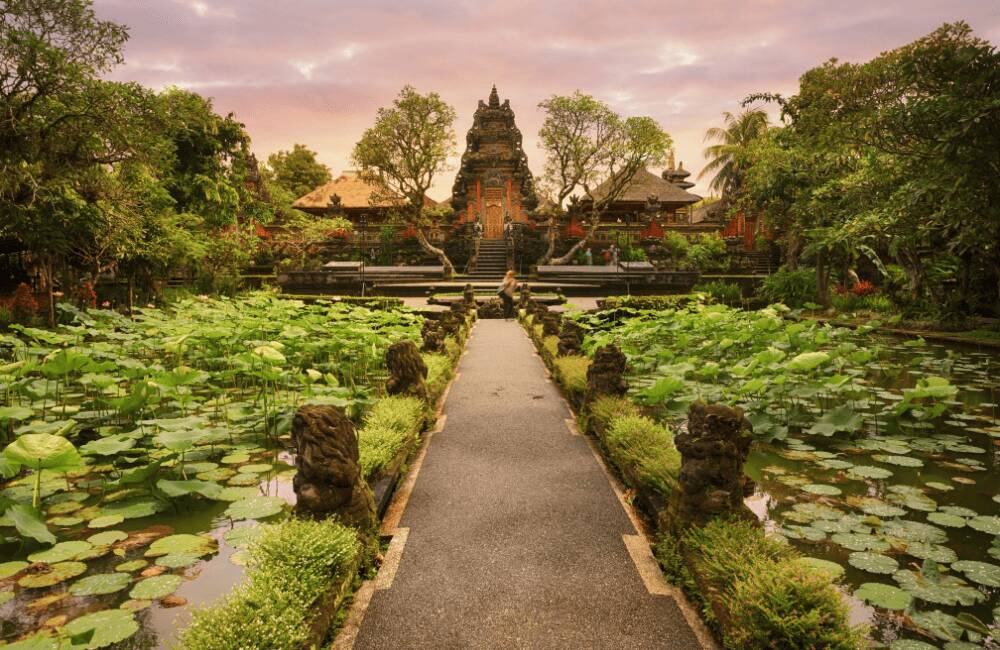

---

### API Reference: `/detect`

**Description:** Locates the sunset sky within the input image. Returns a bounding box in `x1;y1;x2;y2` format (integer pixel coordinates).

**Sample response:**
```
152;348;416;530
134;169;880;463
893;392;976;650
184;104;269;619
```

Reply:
94;0;1000;201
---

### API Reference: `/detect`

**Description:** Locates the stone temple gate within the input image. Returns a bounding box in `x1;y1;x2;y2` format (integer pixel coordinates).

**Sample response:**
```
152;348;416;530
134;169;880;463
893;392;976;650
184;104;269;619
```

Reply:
450;86;538;239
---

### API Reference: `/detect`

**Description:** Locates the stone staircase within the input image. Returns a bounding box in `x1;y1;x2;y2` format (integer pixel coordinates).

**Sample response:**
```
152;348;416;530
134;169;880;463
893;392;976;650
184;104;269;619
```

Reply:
468;239;509;280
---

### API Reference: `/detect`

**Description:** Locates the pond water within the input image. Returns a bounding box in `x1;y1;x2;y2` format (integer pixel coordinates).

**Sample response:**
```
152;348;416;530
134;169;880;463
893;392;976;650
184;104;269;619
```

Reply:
745;338;999;648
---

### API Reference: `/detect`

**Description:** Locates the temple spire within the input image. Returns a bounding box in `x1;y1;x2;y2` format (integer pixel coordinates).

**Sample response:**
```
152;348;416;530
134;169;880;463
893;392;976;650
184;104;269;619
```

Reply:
488;85;500;108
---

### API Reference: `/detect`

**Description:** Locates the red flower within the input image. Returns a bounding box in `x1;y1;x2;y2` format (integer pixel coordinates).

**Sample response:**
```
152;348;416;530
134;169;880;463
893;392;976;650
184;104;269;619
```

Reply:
852;280;877;296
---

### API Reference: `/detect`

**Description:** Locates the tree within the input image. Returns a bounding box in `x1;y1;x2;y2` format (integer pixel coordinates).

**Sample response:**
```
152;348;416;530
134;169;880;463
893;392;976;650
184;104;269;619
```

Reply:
699;109;770;198
352;86;457;277
536;92;671;265
271;211;352;270
266;144;331;201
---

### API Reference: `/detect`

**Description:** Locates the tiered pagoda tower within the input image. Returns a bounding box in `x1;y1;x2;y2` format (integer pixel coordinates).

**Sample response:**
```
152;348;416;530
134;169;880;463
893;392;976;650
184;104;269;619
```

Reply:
451;86;538;238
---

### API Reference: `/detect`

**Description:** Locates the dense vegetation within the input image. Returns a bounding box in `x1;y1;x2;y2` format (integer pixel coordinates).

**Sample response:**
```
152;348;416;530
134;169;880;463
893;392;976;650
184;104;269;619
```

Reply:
0;294;426;646
566;299;999;647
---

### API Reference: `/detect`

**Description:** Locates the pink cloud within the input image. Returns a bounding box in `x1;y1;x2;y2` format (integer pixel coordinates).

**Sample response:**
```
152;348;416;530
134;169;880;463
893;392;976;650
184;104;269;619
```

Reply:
95;0;1000;200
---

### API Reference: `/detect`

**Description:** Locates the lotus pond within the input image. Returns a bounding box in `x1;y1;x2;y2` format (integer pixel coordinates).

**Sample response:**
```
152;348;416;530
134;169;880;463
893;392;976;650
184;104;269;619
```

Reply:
579;302;999;649
0;294;421;648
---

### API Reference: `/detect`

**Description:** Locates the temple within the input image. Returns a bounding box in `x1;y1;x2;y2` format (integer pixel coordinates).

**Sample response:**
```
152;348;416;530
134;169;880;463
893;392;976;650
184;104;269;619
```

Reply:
450;86;538;238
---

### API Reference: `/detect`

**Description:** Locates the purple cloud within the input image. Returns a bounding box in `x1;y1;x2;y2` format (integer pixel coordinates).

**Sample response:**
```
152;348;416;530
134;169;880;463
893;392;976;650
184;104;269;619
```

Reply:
95;0;1000;200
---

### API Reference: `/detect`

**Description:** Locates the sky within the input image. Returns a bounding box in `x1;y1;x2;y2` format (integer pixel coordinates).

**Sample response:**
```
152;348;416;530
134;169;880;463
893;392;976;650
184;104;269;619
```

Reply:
94;0;1000;202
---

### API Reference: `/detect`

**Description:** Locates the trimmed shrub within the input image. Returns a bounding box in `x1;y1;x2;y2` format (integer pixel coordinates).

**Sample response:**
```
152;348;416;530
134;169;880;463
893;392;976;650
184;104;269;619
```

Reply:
423;353;453;404
543;335;559;360
178;518;361;650
726;561;865;650
358;396;424;479
598;295;698;311
553;356;590;396
683;518;792;589
603;415;680;495
586;395;640;435
759;268;820;308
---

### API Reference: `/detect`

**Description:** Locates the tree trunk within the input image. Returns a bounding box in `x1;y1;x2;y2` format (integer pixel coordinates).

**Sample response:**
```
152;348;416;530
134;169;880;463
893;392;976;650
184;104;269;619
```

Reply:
44;256;55;327
552;210;599;266
127;275;135;318
784;230;800;270
816;250;830;309
538;218;558;266
414;227;455;279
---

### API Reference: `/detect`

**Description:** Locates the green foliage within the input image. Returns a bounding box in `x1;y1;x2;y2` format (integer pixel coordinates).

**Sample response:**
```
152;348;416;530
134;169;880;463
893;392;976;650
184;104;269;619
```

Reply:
265;144;332;200
685;233;727;271
553;356;590;396
726;560;865;649
603;415;680;496
700;109;771;197
684;519;793;588
586;395;640;435
543;335;559;360
661;232;690;263
693;280;741;306
759;268;820;308
178;518;361;650
357;396;425;479
598;295;697;311
422;353;453;405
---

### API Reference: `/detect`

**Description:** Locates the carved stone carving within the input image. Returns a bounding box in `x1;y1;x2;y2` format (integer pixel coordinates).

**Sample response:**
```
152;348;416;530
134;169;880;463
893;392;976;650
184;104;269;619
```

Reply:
557;320;584;356
421;318;445;353
478;298;504;319
669;401;756;530
541;312;561;337
291;404;376;533
463;283;476;307
518;283;531;308
586;344;628;399
385;341;428;401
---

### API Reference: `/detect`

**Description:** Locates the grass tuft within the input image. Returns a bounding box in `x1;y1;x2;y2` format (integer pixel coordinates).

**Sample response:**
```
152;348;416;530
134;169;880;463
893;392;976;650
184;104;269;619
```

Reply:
603;415;680;496
358;396;425;479
177;518;361;650
553;356;590;396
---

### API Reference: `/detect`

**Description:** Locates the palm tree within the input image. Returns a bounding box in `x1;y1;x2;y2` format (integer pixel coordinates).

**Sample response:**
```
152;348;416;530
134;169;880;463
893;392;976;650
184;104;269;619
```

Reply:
699;109;770;198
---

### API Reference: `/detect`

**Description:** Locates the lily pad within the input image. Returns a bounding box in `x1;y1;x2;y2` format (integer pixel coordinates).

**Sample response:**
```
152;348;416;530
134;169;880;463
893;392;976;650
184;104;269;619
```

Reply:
854;582;912;610
222;526;261;549
88;514;125;529
871;454;924;467
893;569;985;606
0;560;29;579
214;486;260;502
848;552;898;575
950;560;1000;587
926;512;967;528
847;465;894;480
115;560;148;572
889;641;937;650
794;556;844;579
18;561;88;588
145;533;216;558
155;553;201;569
87;530;128;546
129;573;183;600
831;532;890;552
883;520;947;544
854;499;906;518
27;540;92;563
61;608;139;648
905;542;958;564
802;483;842;496
69;572;132;596
224;496;286;521
968;515;1000;535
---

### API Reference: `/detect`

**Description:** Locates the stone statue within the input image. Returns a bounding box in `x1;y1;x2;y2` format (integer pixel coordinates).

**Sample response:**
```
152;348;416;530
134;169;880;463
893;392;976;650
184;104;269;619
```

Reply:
291;404;376;534
541;312;561;337
586;344;628;399
463;283;476;308
669;401;756;531
518;284;531;308
421;318;445;353
557;320;584;356
385;341;428;401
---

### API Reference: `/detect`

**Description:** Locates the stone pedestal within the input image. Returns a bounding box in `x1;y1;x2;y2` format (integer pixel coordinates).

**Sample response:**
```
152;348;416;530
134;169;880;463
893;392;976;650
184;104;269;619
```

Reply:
557;320;584;356
667;401;756;532
585;344;628;399
291;404;376;534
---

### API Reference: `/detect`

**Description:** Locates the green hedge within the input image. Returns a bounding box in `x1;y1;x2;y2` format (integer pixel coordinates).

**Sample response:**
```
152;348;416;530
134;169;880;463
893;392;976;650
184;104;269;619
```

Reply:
178;518;361;650
603;415;680;496
553;356;590;397
678;519;864;649
423;353;453;405
358;396;425;479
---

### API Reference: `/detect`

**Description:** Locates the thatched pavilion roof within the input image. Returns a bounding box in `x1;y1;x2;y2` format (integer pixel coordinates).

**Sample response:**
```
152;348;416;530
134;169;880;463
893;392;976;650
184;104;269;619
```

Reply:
587;167;701;206
292;171;437;211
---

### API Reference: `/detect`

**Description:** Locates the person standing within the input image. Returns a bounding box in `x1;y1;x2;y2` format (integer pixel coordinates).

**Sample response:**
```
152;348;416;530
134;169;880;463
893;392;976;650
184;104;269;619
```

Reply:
584;247;593;265
498;270;518;320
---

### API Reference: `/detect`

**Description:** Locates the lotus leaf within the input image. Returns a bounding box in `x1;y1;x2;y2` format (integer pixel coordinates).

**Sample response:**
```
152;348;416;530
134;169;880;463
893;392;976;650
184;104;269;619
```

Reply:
938;506;977;517
831;532;890;552
222;526;261;549
848;552;899;575
794;556;844;579
893;569;985;606
889;641;939;650
926;513;966;528
69;572;132;596
847;465;894;480
802;483;841;496
4;433;82;471
129;574;183;599
28;540;92;563
854;499;907;518
115;560;148;572
950;560;1000;587
80;435;135;456
155;553;201;568
48;515;83;527
214;486;260;501
786;351;830;372
87;530;128;545
226;473;260;486
17;561;87;588
61;608;139;648
871;454;924;468
220;452;250;465
0;560;28;579
883;520;947;544
905;542;958;564
854;582;912;610
967;516;1000;535
224;496;286;520
145;533;216;558
100;497;162;520
157;479;222;499
88;514;125;529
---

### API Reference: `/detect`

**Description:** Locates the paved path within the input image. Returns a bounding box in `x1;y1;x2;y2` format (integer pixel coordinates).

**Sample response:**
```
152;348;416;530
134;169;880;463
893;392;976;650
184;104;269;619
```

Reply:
352;320;704;649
